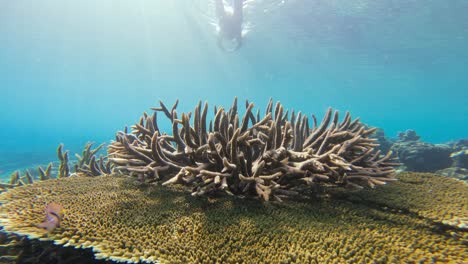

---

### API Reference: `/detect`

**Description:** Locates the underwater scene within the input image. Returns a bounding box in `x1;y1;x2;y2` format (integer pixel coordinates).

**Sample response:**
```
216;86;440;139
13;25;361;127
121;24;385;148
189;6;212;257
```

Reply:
0;0;467;263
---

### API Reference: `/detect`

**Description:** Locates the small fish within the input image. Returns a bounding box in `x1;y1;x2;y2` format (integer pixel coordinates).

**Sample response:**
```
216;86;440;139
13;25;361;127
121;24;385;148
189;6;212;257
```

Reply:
36;202;64;232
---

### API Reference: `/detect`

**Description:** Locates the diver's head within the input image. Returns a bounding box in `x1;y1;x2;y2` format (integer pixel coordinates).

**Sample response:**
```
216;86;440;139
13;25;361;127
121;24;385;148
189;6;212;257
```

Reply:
218;36;242;52
218;15;242;52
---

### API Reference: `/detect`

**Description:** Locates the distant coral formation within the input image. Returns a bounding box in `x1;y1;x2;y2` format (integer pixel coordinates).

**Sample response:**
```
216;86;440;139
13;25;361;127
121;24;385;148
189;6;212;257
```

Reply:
448;139;468;168
1;142;110;193
392;141;452;172
397;129;421;142
370;127;394;154
0;163;52;191
108;98;398;201
0;173;466;263
373;129;467;179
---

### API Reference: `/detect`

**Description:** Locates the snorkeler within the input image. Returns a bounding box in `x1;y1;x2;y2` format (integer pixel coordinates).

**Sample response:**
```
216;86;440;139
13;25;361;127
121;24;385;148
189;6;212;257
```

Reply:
215;0;244;52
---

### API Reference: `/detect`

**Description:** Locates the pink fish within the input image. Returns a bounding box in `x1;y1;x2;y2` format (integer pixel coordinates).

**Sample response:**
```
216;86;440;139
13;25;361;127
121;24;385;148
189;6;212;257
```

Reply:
36;202;64;232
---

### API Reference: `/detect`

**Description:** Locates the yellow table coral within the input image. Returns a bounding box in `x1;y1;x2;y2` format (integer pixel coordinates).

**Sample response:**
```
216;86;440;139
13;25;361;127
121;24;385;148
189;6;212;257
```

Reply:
0;172;466;263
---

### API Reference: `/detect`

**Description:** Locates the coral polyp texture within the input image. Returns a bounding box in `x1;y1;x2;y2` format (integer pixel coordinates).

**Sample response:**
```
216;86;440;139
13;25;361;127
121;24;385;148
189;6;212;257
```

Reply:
108;98;398;201
0;173;466;263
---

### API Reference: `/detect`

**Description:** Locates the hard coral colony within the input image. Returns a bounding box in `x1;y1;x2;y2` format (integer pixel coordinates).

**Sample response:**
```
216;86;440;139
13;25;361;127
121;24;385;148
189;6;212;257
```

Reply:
109;98;398;201
0;98;467;263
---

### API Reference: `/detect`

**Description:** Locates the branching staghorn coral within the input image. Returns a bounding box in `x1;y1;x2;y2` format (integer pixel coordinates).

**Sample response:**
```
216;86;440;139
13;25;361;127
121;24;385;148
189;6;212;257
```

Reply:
1;143;111;192
109;98;399;201
74;142;112;176
37;163;53;181
0;163;53;191
58;143;112;177
57;144;70;178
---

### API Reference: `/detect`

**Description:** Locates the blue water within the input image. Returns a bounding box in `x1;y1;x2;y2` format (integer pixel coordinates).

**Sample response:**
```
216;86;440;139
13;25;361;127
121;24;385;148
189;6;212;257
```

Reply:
1;0;467;179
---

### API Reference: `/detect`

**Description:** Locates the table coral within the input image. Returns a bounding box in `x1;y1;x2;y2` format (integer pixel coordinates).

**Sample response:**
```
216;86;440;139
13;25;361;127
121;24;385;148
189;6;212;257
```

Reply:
0;172;466;263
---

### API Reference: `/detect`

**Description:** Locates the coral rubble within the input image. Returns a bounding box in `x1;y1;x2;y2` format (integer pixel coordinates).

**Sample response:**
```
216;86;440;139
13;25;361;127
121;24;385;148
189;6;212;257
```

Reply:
0;173;466;263
108;98;398;201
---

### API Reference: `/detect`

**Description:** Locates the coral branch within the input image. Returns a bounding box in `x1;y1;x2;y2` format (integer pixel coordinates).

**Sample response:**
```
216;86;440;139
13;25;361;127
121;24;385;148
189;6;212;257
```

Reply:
109;99;398;201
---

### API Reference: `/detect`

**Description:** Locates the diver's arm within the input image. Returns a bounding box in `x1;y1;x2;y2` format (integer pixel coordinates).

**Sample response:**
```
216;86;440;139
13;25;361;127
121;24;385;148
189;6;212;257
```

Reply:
215;0;225;19
233;0;243;52
233;0;243;21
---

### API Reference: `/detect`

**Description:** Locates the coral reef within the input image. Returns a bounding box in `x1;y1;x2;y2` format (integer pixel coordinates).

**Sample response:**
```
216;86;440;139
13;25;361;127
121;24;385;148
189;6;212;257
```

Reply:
0;172;466;263
333;173;468;229
0;163;52;192
0;142;112;261
379;129;467;176
58;142;112;178
397;129;421;142
0;231;113;264
74;142;112;176
1;98;465;263
447;139;468;170
450;149;468;168
57;144;70;178
0;231;21;263
370;127;394;154
37;163;53;181
371;128;467;179
446;138;468;151
436;139;468;182
108;98;398;201
1;143;111;193
436;167;468;182
391;141;452;172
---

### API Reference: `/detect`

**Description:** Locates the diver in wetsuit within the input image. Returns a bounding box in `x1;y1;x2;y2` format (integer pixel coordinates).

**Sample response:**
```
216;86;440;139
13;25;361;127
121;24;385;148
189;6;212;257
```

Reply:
215;0;244;51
